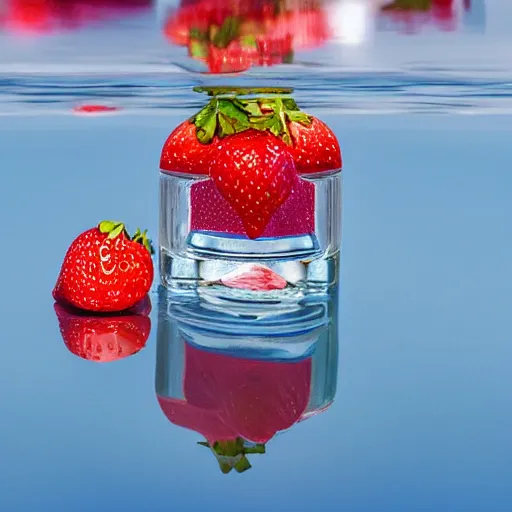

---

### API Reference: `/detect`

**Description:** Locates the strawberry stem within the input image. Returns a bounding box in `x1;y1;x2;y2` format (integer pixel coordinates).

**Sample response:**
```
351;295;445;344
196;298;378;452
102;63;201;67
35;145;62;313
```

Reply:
193;86;294;98
191;87;311;145
131;228;154;255
197;438;265;474
97;221;154;255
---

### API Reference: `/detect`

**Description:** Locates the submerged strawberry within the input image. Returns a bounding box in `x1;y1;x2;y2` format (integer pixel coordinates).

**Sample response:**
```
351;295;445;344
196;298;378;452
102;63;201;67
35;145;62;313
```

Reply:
220;264;287;291
54;299;151;362
160;120;212;175
53;221;154;313
208;130;297;239
183;342;312;444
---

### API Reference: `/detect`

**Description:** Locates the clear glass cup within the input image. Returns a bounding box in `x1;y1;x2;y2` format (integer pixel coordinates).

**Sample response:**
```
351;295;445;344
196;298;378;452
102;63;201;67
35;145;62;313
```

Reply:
159;86;342;300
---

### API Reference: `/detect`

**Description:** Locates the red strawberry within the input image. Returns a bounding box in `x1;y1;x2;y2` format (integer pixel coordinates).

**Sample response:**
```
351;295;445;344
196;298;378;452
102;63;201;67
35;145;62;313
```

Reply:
160;120;211;175
183;342;312;444
206;41;258;74
54;300;151;362
53;220;154;313
289;116;342;174
208;130;297;239
220;263;287;291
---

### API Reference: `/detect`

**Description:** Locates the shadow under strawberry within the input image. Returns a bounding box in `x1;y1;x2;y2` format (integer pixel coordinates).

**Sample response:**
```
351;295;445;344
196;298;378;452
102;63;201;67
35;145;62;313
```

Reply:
54;295;151;362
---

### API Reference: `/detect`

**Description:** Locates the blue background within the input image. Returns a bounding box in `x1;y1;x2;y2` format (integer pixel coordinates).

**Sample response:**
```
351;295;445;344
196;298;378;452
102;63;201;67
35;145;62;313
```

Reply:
1;0;512;510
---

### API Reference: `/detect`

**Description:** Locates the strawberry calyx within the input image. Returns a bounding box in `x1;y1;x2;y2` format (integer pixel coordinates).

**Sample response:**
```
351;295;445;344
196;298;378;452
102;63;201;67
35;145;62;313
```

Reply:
198;438;265;474
191;86;312;146
98;221;154;255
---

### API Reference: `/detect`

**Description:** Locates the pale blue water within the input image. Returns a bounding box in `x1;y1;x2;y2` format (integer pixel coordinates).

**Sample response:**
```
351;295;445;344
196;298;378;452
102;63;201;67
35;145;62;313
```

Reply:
1;1;512;510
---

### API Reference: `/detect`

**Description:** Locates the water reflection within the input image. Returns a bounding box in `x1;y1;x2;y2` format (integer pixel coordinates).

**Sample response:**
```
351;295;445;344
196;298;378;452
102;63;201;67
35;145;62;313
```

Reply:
0;0;153;34
53;295;152;362
161;0;485;72
378;0;483;33
155;288;339;473
162;0;331;73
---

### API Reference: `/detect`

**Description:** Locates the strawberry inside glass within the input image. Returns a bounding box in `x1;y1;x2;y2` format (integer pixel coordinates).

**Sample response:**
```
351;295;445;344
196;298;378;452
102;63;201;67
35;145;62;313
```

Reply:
159;86;342;294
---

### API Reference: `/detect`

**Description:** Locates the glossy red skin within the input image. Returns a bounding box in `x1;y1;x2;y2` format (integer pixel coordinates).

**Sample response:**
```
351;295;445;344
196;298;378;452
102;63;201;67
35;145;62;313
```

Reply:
160;120;212;175
208;130;297;239
53;227;154;313
54;300;151;362
289;117;342;174
190;176;314;238
183;342;312;444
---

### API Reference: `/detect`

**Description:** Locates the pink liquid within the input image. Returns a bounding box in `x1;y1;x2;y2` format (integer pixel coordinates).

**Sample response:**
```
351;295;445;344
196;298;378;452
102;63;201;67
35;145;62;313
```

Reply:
158;342;312;444
190;176;315;238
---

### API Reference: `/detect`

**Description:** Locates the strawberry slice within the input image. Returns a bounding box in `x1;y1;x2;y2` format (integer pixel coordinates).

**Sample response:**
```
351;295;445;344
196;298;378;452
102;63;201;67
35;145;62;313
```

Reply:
54;301;151;363
208;130;297;239
220;264;287;291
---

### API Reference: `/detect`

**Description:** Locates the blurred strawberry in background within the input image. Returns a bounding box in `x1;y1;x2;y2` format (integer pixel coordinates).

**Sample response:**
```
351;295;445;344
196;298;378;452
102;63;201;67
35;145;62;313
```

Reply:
163;0;331;73
0;0;153;34
379;0;471;32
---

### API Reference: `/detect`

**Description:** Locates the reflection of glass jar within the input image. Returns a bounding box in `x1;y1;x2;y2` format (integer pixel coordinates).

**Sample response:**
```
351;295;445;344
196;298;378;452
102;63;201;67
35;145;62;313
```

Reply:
159;87;342;299
155;287;339;473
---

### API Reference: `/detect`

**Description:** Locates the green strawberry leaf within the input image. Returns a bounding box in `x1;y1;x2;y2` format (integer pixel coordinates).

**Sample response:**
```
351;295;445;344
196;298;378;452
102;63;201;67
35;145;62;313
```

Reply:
283;98;300;111
234;455;252;473
218;115;235;136
189;27;208;41
212;17;240;49
245;444;266;454
194;103;217;144
234;99;263;116
241;34;258;48
189;40;209;59
98;220;120;234
217;99;249;124
286;109;312;126
283;50;294;64
219;462;233;474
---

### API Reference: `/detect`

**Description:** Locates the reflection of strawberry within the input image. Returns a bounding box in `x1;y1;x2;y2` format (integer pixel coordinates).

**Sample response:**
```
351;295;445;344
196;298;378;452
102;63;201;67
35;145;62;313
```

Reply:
157;398;262;473
208;130;297;239
289;116;342;174
53;221;154;313
54;299;151;362
183;342;312;444
160;120;212;175
206;40;260;74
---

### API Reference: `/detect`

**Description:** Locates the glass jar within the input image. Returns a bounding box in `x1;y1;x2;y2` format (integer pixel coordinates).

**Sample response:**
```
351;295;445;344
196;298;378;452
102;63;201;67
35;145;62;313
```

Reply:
159;86;342;299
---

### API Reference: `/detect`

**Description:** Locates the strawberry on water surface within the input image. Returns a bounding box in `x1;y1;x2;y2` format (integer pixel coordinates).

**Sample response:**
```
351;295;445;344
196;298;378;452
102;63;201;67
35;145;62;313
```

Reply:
53;221;154;313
